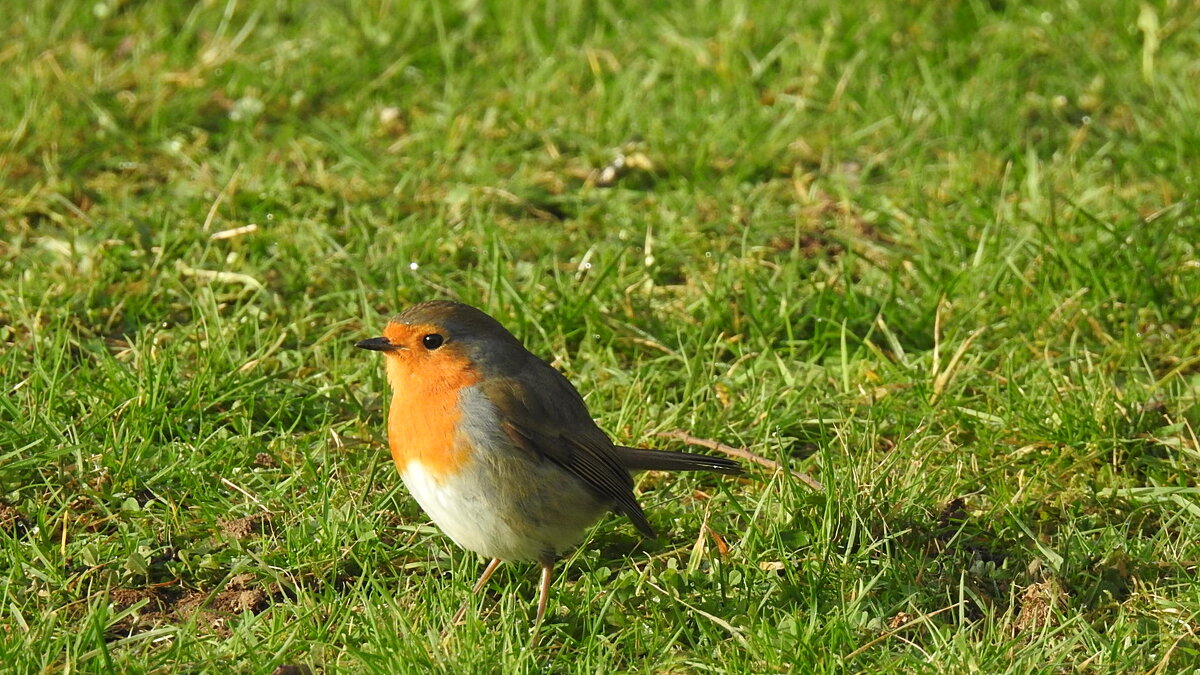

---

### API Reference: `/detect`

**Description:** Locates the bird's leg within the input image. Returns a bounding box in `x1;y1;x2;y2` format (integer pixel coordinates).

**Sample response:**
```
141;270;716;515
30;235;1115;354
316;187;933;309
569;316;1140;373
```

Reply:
535;558;554;625
451;557;503;624
470;557;504;594
527;557;555;647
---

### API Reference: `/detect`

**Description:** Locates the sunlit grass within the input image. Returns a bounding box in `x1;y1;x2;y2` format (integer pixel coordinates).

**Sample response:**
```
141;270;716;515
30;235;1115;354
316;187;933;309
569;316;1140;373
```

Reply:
2;0;1198;672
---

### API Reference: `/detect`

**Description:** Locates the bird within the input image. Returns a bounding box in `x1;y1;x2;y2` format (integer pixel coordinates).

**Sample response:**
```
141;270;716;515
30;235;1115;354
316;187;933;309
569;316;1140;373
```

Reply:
355;300;742;627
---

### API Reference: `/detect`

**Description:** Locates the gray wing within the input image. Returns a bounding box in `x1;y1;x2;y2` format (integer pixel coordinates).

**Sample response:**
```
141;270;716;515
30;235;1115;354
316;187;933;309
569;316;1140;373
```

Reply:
479;370;656;538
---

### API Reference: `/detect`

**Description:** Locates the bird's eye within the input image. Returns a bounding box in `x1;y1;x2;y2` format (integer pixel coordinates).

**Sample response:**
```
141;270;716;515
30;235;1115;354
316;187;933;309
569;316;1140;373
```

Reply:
422;333;444;350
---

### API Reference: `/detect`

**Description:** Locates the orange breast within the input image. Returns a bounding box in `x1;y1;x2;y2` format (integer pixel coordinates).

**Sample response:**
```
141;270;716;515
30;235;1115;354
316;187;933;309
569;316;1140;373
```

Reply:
385;351;481;480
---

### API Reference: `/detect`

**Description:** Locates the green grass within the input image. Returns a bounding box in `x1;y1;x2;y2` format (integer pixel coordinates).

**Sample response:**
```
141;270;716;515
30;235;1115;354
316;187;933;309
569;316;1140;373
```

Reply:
2;0;1199;671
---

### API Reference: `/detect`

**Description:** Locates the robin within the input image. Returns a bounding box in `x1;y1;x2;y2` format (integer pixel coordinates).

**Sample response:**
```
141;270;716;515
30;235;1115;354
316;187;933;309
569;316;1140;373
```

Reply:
355;300;741;626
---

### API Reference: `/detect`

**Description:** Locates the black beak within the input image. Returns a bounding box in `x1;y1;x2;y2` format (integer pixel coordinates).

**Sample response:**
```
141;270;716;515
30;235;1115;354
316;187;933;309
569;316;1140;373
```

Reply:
355;337;397;352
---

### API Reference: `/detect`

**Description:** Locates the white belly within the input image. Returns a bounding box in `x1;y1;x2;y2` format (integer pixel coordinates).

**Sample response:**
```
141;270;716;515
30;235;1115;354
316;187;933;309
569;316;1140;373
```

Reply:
401;455;608;563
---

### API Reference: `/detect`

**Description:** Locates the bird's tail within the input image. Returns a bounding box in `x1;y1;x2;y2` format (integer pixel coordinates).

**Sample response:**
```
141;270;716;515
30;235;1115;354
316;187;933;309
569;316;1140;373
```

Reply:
613;446;742;475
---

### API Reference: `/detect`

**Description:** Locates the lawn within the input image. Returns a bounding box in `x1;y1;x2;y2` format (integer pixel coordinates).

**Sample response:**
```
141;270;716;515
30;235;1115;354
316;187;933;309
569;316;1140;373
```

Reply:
2;0;1199;672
